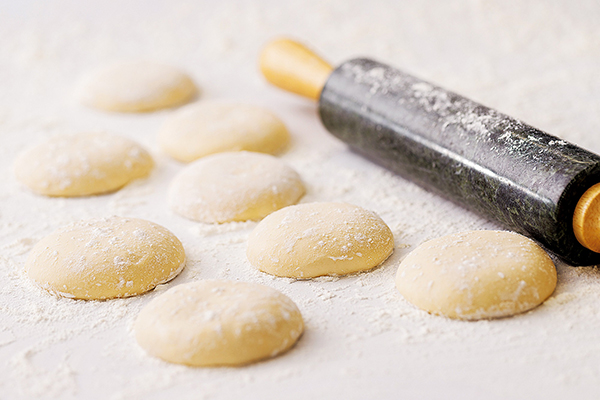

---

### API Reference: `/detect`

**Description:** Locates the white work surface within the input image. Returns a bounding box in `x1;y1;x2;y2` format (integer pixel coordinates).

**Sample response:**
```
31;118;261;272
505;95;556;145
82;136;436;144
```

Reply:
2;1;600;399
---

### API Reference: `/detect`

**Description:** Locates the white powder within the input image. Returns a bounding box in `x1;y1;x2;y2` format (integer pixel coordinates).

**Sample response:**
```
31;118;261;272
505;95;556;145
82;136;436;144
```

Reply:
2;0;600;399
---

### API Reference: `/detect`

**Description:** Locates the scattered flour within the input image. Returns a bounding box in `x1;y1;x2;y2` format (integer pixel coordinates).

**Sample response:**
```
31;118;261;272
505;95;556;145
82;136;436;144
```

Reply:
1;0;600;399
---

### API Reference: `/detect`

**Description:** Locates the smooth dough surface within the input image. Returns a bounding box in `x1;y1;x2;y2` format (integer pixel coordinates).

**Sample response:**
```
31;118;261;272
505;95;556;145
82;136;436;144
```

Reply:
134;280;304;366
169;151;305;223
247;202;394;278
26;217;186;300
158;102;289;162
14;132;154;197
76;61;197;112
395;230;557;320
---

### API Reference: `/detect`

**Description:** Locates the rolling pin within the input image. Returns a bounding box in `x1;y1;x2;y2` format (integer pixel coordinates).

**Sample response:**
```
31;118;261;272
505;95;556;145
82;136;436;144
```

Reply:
259;38;600;266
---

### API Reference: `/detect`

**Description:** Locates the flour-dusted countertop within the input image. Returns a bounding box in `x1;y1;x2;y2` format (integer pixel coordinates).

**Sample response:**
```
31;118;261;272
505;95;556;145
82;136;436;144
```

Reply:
2;1;600;399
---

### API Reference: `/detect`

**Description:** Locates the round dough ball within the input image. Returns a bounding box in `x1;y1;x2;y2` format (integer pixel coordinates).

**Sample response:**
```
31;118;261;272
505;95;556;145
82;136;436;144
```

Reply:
14;132;154;197
26;217;186;300
395;230;557;320
157;102;289;162
76;61;197;112
169;152;305;223
134;280;304;366
247;202;394;278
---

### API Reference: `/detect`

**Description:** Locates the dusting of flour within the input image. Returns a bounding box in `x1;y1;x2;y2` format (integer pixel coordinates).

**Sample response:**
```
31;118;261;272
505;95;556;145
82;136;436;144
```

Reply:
2;1;600;399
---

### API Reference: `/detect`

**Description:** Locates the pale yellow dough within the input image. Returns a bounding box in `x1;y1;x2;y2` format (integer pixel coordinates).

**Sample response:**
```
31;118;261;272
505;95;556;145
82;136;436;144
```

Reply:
168;152;305;223
26;217;186;300
134;280;304;367
395;230;557;320
247;202;394;278
157;102;289;162
14;132;154;197
76;61;197;112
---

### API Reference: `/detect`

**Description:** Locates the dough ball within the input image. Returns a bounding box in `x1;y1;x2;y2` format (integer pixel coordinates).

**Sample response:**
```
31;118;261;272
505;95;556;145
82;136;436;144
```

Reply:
157;102;289;162
134;280;304;366
14;132;154;197
395;230;557;320
26;217;186;300
247;202;394;278
169;152;305;223
76;61;197;112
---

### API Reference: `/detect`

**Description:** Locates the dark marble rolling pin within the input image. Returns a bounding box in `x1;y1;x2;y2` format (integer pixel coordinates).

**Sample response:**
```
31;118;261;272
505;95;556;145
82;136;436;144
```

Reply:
259;38;600;266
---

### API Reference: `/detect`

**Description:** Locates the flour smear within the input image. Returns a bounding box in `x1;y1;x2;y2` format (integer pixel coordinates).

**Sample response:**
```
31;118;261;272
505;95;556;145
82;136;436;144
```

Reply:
1;1;600;399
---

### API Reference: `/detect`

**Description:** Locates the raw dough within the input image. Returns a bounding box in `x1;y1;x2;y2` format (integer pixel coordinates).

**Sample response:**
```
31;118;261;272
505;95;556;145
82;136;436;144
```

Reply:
247;202;394;278
26;217;186;300
395;230;557;320
157;102;289;162
76;61;197;112
168;151;305;223
134;280;304;366
14;132;154;197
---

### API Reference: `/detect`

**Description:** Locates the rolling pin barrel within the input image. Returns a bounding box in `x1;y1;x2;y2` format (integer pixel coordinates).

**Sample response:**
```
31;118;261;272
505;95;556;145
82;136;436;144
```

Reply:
260;39;600;265
319;58;600;265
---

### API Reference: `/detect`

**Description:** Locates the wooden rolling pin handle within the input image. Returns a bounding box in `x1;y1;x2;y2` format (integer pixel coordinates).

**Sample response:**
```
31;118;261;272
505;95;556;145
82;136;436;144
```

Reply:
259;38;333;101
574;183;600;253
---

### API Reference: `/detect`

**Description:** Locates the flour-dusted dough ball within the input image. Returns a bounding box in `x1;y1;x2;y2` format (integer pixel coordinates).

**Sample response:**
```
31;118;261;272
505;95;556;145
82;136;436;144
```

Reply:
169;152;305;223
157;102;289;162
134;280;304;366
247;202;394;278
395;230;557;320
26;217;186;300
14;132;154;197
76;61;197;112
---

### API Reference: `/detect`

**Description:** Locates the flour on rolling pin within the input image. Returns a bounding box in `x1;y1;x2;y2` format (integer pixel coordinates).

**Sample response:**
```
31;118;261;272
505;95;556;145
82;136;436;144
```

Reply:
261;38;600;266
